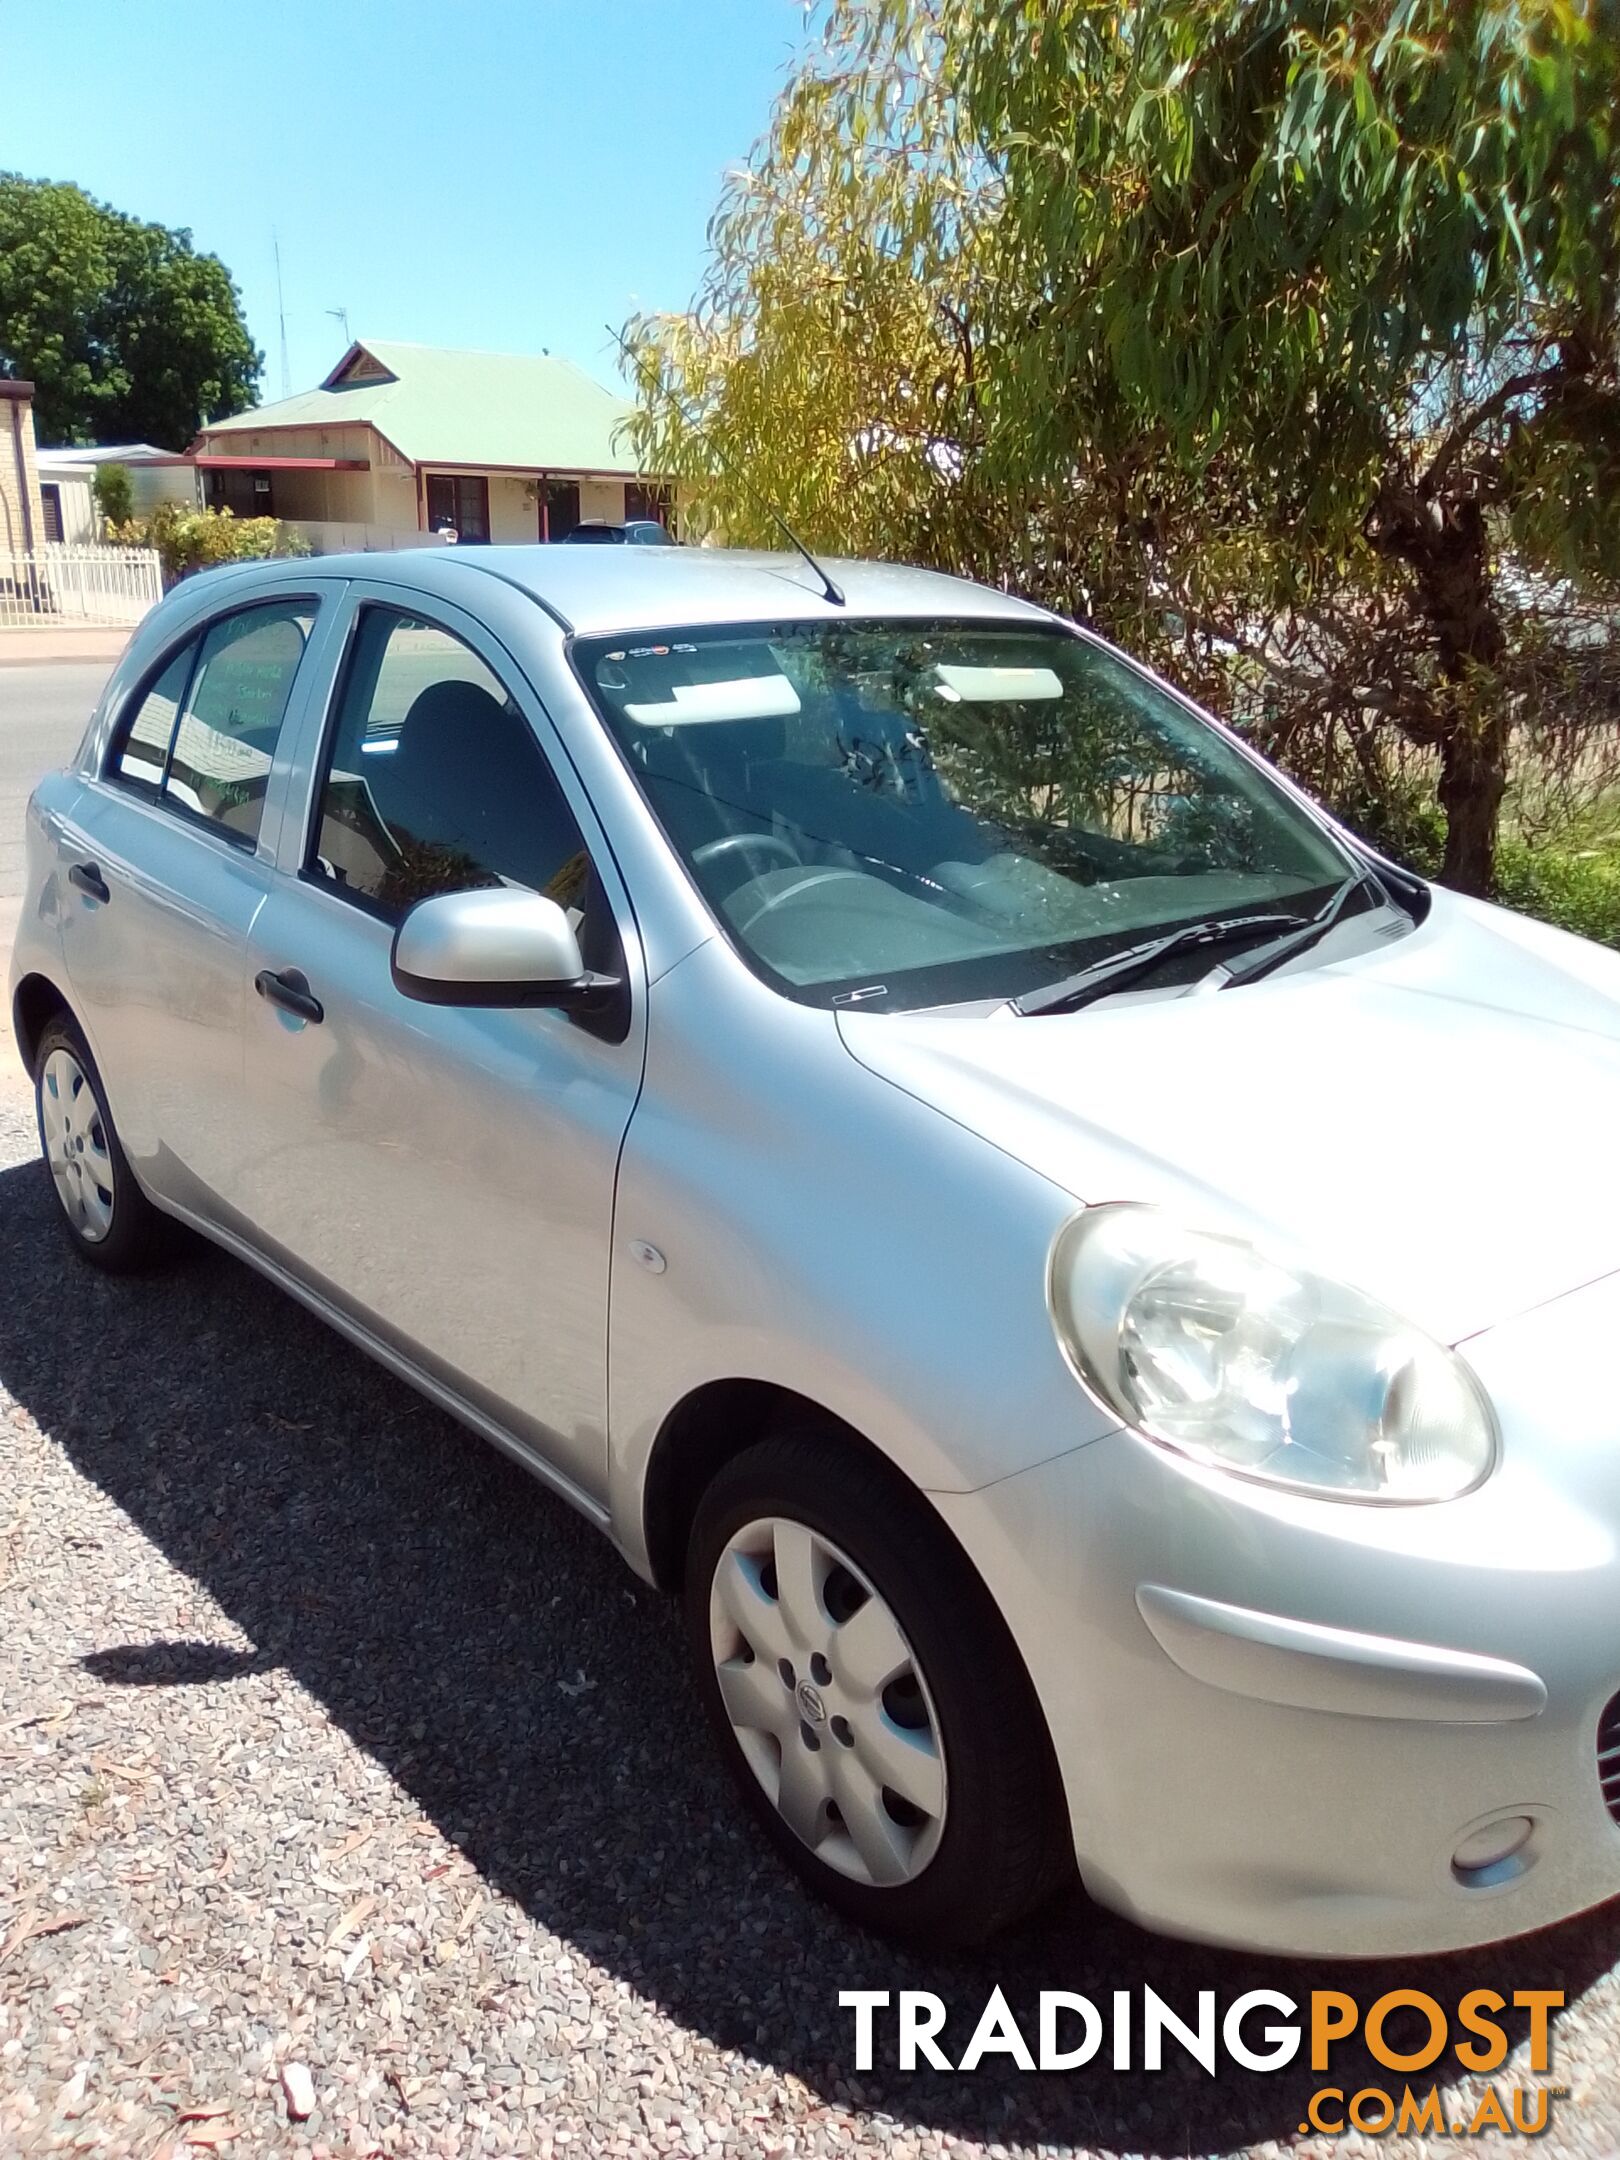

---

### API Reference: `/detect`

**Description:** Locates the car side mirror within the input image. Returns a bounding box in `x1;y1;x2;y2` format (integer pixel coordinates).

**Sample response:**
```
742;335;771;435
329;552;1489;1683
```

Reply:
390;887;619;1012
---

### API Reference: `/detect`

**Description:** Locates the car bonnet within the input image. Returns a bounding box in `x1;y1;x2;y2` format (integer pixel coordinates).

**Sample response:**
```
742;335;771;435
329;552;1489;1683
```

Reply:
836;888;1620;1346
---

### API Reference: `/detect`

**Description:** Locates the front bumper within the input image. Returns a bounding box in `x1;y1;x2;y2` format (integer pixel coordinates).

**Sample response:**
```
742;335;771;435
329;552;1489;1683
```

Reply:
935;1266;1620;1957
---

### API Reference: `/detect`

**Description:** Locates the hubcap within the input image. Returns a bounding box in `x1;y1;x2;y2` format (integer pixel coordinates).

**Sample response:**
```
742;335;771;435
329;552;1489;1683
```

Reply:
39;1049;115;1244
708;1516;947;1888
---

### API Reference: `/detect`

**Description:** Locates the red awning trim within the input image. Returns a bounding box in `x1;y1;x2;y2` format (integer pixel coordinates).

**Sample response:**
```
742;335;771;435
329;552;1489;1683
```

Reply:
193;454;369;471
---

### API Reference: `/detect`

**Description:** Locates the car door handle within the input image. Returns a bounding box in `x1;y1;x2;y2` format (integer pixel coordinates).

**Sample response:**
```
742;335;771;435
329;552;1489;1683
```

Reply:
254;967;324;1025
69;860;110;904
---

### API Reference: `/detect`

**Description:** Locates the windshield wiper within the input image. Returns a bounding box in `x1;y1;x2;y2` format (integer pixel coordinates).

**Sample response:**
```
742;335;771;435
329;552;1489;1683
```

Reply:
1204;871;1379;990
1012;912;1305;1017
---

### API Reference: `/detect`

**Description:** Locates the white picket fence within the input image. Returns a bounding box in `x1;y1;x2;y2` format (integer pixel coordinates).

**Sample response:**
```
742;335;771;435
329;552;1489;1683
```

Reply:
0;544;164;629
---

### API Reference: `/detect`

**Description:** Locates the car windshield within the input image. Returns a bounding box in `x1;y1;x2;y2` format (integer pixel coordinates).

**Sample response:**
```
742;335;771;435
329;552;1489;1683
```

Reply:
575;619;1360;1011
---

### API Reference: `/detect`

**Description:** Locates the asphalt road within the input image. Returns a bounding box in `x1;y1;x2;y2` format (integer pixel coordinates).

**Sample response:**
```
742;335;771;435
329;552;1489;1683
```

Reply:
0;659;113;899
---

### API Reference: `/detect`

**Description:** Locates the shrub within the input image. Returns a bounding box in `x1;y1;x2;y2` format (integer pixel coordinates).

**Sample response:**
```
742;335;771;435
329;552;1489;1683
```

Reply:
119;502;311;582
1493;839;1620;950
1310;762;1620;947
90;462;133;529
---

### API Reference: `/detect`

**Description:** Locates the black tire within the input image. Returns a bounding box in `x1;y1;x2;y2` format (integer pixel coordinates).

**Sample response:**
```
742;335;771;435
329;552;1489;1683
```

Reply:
33;1012;170;1273
685;1426;1072;1945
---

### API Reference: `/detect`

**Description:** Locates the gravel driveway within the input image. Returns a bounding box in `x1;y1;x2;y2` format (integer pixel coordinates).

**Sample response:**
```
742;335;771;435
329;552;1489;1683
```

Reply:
4;1096;1620;2158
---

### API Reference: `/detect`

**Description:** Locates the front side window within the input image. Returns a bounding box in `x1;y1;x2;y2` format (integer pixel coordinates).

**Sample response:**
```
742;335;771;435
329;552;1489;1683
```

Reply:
308;608;598;941
108;599;315;843
577;619;1362;1011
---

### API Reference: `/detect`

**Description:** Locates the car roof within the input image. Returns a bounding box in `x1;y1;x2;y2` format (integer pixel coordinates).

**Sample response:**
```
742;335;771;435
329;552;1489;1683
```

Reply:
228;544;1057;638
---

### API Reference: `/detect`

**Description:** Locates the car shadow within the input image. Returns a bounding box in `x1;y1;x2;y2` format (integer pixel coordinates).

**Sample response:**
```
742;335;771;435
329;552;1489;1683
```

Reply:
0;1150;1614;2154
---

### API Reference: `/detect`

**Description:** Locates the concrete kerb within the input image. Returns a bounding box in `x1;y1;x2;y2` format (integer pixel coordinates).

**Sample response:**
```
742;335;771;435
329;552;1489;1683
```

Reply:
0;626;134;668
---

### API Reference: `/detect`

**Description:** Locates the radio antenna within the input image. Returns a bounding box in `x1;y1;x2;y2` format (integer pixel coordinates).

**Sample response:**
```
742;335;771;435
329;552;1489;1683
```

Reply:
274;231;292;397
606;323;844;606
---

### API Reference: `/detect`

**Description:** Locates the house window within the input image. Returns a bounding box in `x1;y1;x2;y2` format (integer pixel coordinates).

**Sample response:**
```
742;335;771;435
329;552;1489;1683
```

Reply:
40;484;64;543
425;473;490;544
624;482;671;528
541;479;579;541
208;468;275;518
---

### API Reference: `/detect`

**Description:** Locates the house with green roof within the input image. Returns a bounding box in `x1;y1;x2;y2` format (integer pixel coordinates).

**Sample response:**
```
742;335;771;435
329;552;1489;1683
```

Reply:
188;339;667;551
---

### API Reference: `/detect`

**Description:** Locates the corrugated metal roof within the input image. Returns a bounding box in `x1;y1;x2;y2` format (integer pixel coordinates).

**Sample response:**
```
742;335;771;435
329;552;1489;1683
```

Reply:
35;442;176;464
193;340;641;474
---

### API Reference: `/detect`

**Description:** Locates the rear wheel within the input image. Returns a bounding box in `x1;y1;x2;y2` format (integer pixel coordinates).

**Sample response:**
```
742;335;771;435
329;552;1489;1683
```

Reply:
34;1014;168;1272
685;1427;1070;1944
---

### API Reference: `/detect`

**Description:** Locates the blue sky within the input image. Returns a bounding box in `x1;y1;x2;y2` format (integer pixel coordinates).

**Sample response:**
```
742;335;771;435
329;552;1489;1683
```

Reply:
6;0;810;400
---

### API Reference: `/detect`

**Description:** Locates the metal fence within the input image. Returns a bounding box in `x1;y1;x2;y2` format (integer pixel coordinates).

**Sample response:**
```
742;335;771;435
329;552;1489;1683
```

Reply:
0;544;164;629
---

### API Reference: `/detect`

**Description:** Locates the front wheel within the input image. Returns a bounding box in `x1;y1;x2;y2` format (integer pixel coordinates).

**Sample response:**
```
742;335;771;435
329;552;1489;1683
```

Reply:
685;1428;1071;1944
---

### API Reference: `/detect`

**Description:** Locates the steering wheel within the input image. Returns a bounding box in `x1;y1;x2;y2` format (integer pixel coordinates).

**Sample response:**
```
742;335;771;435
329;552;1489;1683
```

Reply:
730;867;874;935
692;832;802;881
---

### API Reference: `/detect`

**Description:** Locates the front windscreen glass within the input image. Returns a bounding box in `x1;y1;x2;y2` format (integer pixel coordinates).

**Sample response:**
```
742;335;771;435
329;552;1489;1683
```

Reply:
575;620;1359;1011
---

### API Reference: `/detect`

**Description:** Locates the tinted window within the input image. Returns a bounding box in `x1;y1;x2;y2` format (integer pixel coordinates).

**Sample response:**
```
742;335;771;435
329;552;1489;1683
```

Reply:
109;600;315;843
164;604;314;840
309;609;596;935
114;644;192;790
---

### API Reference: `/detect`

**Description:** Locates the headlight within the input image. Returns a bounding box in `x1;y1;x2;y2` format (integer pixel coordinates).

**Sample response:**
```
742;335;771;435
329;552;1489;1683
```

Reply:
1049;1205;1497;1502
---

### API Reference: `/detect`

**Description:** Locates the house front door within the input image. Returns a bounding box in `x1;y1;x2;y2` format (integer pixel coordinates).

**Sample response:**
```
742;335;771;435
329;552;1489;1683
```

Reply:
541;479;579;541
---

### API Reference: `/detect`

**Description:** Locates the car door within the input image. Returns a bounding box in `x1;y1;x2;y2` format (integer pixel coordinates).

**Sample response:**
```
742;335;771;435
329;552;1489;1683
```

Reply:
229;590;646;1506
55;586;341;1214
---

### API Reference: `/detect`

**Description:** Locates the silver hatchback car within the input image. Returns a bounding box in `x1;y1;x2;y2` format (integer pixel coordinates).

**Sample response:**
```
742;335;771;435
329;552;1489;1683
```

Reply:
13;546;1620;1954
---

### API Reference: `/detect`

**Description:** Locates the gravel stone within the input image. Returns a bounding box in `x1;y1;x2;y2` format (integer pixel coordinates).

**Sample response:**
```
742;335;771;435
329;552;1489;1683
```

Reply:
3;1093;1620;2155
283;2059;318;2120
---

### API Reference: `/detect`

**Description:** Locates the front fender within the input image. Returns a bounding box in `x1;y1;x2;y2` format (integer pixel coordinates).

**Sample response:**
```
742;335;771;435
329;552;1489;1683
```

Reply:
605;940;1114;1574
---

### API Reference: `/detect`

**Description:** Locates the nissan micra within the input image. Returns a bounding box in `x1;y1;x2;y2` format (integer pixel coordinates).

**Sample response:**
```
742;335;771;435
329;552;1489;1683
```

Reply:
12;546;1620;1954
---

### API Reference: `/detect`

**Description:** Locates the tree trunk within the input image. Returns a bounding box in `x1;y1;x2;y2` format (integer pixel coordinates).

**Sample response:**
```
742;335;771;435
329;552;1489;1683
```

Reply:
1437;710;1510;897
1369;487;1510;898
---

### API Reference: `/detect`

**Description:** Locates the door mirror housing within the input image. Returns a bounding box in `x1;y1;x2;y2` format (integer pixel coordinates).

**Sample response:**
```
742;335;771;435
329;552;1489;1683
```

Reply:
391;887;618;1013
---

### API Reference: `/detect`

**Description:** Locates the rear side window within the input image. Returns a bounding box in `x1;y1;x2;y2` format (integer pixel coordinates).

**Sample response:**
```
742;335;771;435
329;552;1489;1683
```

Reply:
108;599;316;844
307;607;597;933
114;646;190;790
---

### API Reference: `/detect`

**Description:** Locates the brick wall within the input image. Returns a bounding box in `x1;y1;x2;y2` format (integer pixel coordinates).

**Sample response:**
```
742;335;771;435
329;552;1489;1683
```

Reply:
0;382;46;556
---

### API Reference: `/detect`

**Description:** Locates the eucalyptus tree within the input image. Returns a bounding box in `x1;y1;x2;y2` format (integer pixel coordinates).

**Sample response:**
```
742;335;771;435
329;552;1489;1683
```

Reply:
629;0;1620;896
